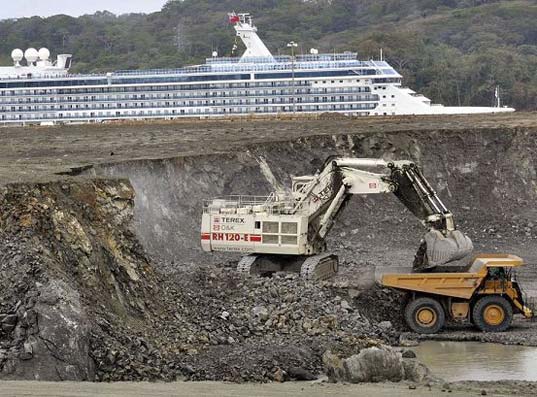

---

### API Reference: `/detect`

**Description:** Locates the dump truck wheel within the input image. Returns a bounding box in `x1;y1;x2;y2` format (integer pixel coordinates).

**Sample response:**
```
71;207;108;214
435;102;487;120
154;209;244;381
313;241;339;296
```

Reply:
472;295;513;332
405;297;445;334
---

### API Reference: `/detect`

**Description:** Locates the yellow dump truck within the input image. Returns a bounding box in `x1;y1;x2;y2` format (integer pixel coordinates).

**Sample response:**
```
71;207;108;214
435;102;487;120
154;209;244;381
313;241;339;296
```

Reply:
381;254;534;334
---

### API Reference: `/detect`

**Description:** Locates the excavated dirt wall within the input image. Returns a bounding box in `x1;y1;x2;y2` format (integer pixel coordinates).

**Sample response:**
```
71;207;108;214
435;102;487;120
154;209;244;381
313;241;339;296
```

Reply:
93;127;537;272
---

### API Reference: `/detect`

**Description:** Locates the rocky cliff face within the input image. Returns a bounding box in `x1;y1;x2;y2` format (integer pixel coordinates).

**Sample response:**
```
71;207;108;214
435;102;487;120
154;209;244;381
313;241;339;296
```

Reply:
95;127;537;267
0;179;161;380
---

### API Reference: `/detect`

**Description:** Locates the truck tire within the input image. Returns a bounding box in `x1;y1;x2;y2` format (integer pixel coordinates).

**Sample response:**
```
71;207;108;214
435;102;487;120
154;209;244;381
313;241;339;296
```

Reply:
404;297;445;334
472;295;513;332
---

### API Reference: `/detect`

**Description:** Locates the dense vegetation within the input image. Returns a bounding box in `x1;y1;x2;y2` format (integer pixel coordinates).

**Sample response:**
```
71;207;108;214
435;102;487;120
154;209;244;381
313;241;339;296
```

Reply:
0;0;536;109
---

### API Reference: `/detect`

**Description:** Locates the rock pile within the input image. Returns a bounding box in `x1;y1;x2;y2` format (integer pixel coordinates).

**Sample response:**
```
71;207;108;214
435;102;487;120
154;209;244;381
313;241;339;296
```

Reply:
150;264;402;382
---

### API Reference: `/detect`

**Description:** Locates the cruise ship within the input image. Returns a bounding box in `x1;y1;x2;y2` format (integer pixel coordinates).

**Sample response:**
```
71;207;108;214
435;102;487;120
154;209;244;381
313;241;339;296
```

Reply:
0;12;514;126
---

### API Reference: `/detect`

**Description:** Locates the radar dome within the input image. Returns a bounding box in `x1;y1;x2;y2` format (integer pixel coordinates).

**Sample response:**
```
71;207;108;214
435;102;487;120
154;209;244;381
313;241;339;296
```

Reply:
212;51;218;57
24;48;39;63
11;48;24;62
38;47;50;60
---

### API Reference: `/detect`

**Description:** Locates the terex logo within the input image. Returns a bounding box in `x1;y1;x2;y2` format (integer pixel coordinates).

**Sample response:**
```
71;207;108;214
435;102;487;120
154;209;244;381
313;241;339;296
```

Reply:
221;217;246;224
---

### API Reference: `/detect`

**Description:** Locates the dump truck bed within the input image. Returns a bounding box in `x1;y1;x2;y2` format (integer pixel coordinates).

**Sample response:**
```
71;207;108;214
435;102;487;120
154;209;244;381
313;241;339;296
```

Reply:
381;254;524;300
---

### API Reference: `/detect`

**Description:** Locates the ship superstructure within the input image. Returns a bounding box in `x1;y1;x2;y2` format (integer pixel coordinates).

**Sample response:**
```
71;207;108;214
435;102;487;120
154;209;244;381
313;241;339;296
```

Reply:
0;12;513;126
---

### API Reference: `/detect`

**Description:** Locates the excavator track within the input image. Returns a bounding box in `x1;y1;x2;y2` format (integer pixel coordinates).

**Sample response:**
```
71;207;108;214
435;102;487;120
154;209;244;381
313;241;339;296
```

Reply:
300;253;339;281
237;253;339;281
237;254;259;275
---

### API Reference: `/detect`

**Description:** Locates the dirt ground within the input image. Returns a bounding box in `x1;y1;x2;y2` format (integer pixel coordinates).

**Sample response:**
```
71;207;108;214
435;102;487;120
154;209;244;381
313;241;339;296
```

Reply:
0;112;536;184
1;380;536;397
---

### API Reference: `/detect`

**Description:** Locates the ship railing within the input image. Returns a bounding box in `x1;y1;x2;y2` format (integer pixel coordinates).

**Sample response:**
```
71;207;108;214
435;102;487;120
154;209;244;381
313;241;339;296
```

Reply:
0;91;377;106
112;60;375;77
1;60;385;83
203;194;304;215
206;53;358;64
1;104;375;124
2;96;380;112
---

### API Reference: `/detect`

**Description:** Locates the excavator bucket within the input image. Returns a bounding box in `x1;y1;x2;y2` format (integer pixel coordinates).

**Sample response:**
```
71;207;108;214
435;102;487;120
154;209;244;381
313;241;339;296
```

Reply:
414;230;474;271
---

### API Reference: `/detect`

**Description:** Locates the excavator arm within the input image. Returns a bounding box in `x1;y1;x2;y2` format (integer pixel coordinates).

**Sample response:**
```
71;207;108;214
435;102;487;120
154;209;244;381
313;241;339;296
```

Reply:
386;162;473;270
293;158;473;270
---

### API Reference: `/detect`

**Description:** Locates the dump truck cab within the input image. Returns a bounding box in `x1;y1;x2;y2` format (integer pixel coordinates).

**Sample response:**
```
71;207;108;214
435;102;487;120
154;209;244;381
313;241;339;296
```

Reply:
381;254;534;334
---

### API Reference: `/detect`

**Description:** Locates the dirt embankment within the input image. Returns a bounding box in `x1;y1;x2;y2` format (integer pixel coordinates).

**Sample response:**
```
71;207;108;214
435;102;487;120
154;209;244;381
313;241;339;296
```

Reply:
1;113;536;185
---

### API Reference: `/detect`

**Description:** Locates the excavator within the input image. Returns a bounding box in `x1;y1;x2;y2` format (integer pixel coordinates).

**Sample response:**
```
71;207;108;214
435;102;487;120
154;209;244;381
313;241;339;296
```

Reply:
201;157;474;280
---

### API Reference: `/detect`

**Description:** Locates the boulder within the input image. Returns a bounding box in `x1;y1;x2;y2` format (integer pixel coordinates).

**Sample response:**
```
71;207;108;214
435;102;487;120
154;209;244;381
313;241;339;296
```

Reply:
287;366;316;381
401;349;417;359
402;358;431;383
378;321;392;330
272;367;286;382
1;279;95;381
342;346;404;383
325;346;434;384
252;306;269;321
322;350;345;382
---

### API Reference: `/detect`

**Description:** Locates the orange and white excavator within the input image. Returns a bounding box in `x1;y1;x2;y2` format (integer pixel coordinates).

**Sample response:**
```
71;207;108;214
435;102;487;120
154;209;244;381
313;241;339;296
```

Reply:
201;157;473;280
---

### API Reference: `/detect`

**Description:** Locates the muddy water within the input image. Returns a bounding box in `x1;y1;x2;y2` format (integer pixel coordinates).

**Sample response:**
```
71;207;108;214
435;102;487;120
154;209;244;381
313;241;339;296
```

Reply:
412;341;537;381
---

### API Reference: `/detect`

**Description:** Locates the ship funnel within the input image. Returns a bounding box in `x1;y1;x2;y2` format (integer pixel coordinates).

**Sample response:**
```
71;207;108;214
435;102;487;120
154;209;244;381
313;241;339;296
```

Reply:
57;54;73;70
229;12;274;60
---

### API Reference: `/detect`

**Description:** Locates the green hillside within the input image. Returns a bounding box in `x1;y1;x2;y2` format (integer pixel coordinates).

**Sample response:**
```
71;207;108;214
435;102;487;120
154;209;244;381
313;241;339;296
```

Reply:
0;0;536;109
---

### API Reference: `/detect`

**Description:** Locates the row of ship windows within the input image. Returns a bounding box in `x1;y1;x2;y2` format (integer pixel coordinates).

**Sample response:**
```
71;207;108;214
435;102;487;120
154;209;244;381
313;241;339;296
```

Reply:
0;69;385;89
1;103;378;120
0;88;374;104
1;96;379;112
0;80;373;97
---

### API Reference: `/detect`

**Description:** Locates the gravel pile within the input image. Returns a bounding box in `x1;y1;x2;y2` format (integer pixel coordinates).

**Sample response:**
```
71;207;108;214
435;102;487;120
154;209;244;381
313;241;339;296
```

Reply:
86;261;404;382
89;263;401;382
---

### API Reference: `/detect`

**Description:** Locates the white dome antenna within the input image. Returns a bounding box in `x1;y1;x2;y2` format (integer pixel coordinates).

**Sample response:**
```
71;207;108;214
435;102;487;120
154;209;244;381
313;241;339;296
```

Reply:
212;51;218;57
310;48;319;55
24;48;39;64
38;47;50;60
11;48;24;66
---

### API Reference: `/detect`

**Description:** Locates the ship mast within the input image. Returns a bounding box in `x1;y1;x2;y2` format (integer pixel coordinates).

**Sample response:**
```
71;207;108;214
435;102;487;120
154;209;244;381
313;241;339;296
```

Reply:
228;12;274;61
